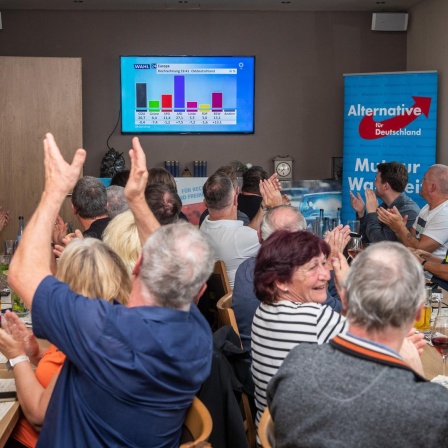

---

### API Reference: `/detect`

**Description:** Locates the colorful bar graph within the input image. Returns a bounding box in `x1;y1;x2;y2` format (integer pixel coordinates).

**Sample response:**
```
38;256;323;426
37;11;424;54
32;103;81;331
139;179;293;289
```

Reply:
143;76;228;114
136;83;147;108
187;101;198;112
149;100;160;111
162;94;172;111
174;76;185;111
212;93;223;111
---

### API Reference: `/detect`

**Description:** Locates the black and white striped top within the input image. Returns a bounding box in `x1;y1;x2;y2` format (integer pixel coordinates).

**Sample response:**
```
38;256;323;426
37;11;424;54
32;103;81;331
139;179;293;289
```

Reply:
251;301;347;426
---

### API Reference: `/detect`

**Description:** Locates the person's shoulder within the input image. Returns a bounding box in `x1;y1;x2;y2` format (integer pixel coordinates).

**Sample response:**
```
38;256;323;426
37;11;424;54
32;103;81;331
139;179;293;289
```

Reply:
236;223;258;236
400;193;420;208
283;339;330;365
235;256;256;276
36;275;67;294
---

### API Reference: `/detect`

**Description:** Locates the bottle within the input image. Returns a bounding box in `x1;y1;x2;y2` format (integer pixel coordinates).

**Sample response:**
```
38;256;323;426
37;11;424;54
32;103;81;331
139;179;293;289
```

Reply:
336;208;342;226
318;209;324;238
322;217;330;239
13;216;24;254
17;216;24;242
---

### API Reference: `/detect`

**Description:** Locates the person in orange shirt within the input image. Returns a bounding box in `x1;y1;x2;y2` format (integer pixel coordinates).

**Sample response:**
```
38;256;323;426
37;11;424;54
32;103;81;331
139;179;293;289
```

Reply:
0;238;130;448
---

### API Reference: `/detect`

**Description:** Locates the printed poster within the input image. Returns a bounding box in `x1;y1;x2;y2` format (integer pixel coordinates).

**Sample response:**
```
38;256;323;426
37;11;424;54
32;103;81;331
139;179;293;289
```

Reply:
342;71;438;224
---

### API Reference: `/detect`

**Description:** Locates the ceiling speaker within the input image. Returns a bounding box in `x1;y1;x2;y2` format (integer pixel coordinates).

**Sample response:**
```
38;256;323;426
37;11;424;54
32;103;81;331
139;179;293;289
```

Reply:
372;13;408;32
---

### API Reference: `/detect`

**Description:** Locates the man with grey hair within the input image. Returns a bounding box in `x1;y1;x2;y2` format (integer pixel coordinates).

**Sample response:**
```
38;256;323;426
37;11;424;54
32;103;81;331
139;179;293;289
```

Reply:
106;185;129;219
378;164;448;259
71;176;110;239
268;242;448;447
8;134;214;447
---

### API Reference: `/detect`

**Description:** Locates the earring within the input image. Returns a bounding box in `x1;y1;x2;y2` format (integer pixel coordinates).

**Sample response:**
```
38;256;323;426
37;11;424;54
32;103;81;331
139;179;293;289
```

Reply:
284;288;288;292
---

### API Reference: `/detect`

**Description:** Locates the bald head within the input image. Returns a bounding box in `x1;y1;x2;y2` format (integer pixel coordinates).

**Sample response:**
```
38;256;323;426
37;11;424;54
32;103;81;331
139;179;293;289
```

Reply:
260;205;307;241
428;164;448;196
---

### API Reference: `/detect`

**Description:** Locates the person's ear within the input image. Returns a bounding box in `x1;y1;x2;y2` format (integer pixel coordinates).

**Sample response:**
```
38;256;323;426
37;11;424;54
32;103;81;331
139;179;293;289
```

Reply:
274;279;289;292
132;253;143;277
193;284;207;305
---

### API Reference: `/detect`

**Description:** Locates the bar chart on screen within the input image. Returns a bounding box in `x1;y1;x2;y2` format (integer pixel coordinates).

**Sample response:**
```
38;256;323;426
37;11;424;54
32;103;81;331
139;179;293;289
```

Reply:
134;71;237;126
121;56;255;133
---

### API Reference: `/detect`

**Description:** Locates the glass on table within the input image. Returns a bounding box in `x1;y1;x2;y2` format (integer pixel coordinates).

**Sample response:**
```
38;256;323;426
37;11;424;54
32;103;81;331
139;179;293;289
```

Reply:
414;286;433;331
4;240;14;257
431;315;448;376
347;235;363;260
347;220;360;235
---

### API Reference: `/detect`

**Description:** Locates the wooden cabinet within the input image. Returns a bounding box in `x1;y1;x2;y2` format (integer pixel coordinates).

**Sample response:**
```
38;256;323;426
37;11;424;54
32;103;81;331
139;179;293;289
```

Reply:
0;57;82;246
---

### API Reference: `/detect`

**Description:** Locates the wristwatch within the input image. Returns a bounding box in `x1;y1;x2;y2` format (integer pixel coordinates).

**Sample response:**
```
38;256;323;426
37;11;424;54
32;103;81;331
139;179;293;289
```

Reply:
6;355;30;371
421;259;428;270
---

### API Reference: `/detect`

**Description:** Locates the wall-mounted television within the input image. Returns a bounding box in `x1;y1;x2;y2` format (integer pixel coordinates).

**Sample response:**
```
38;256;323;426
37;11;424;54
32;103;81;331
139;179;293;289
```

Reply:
120;55;255;134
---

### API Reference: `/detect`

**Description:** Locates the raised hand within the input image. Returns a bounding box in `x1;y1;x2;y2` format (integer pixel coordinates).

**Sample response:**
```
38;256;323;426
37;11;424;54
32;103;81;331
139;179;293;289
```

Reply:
43;133;86;201
52;215;68;246
331;251;350;304
349;191;365;217
260;177;283;209
124;137;148;204
364;188;379;214
376;206;405;232
2;311;41;362
325;224;351;264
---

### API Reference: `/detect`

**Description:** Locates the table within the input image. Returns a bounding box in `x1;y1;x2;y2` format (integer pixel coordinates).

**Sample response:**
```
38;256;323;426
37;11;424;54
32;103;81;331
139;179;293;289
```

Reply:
0;365;19;448
0;402;20;448
422;342;444;380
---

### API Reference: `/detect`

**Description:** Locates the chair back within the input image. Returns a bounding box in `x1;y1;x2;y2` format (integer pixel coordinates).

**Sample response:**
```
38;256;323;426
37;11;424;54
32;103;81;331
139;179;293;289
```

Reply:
207;260;231;301
216;293;240;338
215;295;256;447
258;407;275;448
179;397;213;448
199;260;231;330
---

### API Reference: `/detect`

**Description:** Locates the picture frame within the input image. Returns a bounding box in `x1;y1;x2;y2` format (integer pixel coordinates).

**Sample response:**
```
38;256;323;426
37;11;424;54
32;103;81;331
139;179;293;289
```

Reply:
332;157;343;180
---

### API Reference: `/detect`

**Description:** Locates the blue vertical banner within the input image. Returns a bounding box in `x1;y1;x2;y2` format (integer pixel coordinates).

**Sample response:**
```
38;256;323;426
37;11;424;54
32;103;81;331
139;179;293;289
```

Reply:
342;71;438;224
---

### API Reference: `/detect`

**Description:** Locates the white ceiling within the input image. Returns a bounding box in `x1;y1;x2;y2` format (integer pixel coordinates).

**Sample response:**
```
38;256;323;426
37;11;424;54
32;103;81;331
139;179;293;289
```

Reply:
0;0;427;12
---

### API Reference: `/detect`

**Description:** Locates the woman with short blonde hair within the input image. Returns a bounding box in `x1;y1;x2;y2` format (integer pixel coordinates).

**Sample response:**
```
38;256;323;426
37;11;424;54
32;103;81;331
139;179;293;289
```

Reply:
102;209;141;278
1;237;131;448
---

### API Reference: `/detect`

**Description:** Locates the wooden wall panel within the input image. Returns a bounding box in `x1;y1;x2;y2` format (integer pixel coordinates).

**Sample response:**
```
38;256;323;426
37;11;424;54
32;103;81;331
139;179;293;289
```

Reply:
0;56;82;249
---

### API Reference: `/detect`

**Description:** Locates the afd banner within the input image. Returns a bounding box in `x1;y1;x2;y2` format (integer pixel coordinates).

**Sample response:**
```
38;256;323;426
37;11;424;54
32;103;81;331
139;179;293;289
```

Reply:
342;71;438;224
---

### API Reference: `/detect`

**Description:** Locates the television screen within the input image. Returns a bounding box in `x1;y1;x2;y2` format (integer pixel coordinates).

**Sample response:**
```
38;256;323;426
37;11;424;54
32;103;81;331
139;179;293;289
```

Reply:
120;56;255;134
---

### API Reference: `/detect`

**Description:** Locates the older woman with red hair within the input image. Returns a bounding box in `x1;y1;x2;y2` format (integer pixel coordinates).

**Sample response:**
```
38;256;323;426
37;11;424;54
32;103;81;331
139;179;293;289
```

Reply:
251;230;346;427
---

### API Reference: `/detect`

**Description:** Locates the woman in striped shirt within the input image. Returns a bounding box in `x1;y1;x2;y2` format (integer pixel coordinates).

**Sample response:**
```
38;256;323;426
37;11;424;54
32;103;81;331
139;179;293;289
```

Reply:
251;230;346;427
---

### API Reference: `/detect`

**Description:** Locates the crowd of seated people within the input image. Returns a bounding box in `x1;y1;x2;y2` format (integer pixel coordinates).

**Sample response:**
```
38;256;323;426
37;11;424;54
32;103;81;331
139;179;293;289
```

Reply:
268;242;446;447
3;136;443;448
6;134;215;447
